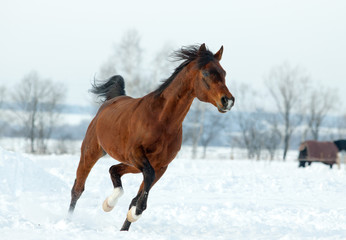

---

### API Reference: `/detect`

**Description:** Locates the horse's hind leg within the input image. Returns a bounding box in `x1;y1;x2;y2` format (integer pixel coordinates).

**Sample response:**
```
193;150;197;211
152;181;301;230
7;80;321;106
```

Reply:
102;164;140;212
68;140;104;214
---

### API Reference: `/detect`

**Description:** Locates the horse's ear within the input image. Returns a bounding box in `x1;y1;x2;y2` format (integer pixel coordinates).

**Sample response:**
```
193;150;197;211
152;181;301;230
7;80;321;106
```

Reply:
214;46;224;61
198;43;206;53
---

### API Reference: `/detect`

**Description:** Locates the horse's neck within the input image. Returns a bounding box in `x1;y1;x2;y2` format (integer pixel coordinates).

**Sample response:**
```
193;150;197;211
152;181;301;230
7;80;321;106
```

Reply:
157;69;196;128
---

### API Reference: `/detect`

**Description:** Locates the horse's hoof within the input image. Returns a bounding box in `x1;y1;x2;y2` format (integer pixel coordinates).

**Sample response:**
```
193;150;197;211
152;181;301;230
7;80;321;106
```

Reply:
127;206;142;222
102;187;124;212
102;198;115;212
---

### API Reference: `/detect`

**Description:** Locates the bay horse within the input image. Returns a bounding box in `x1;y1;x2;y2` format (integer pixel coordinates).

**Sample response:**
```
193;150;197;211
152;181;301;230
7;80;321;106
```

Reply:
68;43;235;231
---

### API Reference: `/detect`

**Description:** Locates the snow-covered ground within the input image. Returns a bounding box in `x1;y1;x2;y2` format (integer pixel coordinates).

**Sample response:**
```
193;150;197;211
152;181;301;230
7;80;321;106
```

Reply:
1;146;346;240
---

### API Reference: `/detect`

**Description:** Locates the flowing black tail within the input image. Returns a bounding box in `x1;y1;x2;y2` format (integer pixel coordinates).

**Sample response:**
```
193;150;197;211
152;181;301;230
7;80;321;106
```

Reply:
91;75;126;102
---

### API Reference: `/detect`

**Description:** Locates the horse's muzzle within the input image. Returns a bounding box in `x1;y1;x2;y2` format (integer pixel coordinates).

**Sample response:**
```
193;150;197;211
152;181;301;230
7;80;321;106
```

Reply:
219;96;235;113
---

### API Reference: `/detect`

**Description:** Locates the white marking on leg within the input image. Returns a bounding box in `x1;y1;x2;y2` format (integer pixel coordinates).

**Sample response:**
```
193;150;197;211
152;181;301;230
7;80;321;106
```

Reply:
127;206;142;222
102;187;124;212
108;187;124;206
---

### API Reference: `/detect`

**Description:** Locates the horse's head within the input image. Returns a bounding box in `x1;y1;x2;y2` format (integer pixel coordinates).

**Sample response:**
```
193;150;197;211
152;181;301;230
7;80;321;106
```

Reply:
194;44;234;113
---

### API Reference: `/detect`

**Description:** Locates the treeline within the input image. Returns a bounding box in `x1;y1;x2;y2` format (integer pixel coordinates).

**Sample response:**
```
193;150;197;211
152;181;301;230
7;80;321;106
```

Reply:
0;72;66;153
0;30;173;154
229;63;346;160
1;29;345;159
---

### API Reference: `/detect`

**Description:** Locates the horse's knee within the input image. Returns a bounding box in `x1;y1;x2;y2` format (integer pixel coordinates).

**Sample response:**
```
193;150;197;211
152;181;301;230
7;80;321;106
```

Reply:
109;166;122;187
109;164;141;188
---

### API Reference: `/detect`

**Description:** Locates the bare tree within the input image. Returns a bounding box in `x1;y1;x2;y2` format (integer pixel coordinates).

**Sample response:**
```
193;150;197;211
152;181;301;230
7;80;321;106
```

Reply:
231;82;283;160
200;111;227;158
182;100;208;159
150;43;174;90
262;113;282;160
99;29;154;97
182;124;193;144
247;110;265;160
184;100;232;159
12;71;65;153
190;101;206;159
232;84;264;159
305;87;338;140
265;63;309;160
37;87;65;153
55;134;75;154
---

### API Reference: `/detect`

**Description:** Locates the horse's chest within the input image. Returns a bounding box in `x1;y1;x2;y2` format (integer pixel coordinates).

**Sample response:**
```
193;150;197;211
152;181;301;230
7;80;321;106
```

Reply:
144;130;182;167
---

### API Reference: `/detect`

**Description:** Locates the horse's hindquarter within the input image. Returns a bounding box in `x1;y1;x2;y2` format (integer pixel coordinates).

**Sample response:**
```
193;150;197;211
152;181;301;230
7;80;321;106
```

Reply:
95;96;183;169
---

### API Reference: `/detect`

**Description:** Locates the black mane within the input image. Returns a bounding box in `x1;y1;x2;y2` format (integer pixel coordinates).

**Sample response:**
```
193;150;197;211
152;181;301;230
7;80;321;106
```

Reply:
153;44;214;96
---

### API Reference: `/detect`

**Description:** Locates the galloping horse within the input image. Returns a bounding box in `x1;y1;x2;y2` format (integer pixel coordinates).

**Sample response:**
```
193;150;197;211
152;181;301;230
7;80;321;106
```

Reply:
68;44;235;231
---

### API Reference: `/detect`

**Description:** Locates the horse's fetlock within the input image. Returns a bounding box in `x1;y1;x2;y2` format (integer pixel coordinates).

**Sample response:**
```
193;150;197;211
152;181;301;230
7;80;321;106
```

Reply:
127;206;142;222
138;202;147;212
135;207;143;216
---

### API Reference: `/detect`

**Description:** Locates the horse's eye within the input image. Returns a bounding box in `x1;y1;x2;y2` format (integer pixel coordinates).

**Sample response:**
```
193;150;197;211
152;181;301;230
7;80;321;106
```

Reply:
202;71;210;77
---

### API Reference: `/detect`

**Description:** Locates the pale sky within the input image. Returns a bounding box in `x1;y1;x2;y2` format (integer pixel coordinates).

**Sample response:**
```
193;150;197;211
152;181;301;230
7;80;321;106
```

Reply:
1;0;345;109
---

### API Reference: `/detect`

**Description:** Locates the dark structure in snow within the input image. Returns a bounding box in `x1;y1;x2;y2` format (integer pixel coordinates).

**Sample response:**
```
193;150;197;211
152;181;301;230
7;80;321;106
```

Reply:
298;140;340;168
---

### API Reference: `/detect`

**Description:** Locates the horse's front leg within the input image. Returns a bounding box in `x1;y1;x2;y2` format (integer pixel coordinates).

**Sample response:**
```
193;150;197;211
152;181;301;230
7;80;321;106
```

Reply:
102;164;140;212
121;157;154;230
121;165;168;231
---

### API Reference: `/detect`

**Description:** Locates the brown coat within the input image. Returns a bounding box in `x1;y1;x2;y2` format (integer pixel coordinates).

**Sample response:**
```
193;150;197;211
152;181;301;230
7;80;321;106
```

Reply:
299;140;338;163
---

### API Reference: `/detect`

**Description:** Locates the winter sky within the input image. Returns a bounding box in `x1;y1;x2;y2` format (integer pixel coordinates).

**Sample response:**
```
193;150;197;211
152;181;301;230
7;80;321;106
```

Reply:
1;0;345;109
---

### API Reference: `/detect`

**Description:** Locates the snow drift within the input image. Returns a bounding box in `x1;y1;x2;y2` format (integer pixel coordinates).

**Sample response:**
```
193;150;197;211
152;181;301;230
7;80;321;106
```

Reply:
1;146;346;239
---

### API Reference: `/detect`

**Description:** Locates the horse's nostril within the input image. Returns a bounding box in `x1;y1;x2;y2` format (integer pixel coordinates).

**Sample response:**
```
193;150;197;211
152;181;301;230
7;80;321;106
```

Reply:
221;96;228;107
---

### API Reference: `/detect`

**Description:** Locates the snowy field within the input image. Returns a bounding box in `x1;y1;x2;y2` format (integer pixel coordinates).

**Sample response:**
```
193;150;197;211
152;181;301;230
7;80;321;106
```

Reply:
1;146;346;240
